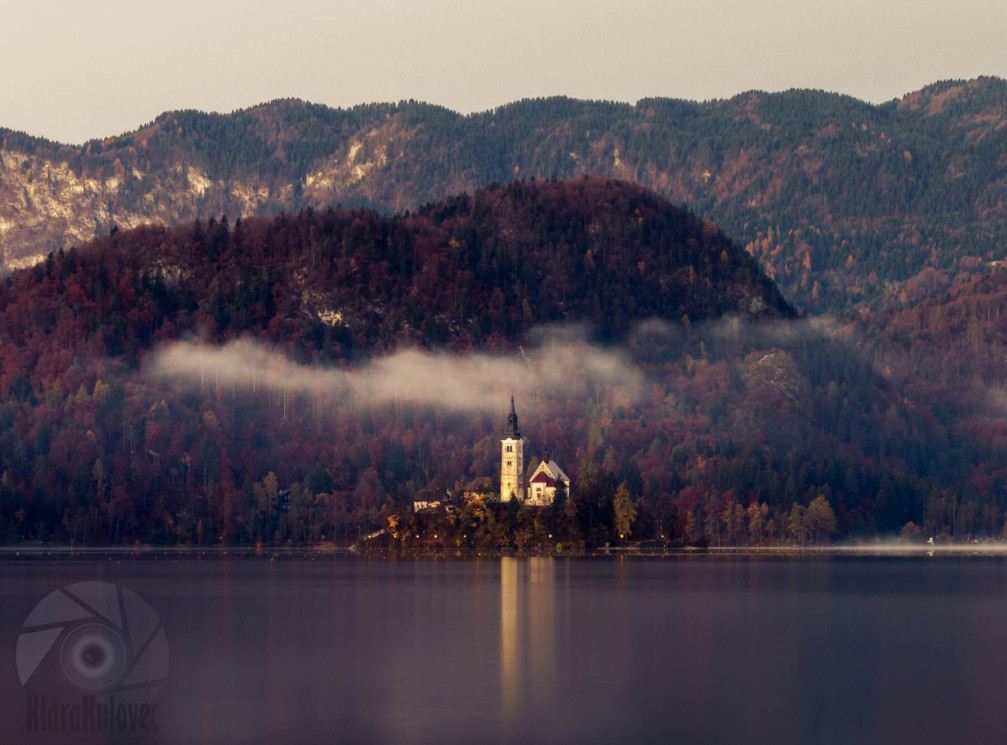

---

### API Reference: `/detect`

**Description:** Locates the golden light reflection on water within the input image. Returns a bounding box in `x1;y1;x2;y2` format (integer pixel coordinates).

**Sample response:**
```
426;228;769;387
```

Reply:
528;557;555;701
500;557;557;726
500;558;519;720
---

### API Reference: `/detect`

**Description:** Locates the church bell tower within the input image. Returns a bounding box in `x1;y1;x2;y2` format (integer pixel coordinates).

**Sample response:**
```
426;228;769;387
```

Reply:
500;396;524;502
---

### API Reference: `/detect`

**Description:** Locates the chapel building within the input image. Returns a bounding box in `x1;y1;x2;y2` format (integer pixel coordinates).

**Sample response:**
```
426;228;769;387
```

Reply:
500;398;571;506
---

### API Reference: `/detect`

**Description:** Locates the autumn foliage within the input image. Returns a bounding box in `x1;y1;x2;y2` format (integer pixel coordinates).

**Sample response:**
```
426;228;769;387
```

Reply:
0;178;1000;548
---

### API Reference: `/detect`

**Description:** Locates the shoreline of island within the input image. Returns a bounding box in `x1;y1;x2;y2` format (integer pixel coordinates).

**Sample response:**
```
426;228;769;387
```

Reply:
2;542;1007;560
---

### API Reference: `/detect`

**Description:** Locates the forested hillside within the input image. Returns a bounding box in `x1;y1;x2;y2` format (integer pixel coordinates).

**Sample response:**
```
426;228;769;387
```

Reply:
5;78;1007;311
0;179;998;549
0;179;792;547
853;269;1007;537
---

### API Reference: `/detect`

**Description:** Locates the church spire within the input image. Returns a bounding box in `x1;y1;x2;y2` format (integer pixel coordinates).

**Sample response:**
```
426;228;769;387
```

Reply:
501;396;524;502
504;395;521;438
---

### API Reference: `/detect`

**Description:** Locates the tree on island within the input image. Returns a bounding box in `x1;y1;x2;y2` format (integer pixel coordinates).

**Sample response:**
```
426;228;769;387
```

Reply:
806;495;838;544
788;496;838;545
614;482;637;542
747;502;768;545
788;504;809;546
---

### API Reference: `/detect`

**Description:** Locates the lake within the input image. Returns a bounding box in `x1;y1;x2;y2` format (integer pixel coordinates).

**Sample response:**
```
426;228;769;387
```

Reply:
2;553;1007;744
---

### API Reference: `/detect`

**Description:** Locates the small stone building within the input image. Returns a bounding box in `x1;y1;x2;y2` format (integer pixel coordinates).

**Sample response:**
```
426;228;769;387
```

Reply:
527;455;571;507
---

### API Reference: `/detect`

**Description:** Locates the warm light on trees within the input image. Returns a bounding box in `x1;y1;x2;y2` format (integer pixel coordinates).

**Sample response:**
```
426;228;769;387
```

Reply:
806;496;838;544
613;482;637;541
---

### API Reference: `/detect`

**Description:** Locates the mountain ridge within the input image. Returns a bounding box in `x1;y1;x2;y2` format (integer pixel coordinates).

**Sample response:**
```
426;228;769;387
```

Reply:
5;77;1007;310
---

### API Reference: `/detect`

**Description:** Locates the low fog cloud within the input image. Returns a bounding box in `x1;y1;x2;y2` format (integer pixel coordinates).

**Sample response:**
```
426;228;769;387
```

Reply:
146;317;853;415
146;330;646;412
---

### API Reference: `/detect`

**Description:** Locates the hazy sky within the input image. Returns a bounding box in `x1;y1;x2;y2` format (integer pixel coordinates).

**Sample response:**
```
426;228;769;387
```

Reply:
4;0;1006;144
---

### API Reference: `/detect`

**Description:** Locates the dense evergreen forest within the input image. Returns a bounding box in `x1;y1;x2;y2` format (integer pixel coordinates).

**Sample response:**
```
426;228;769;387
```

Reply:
0;178;1001;550
6;78;1007;312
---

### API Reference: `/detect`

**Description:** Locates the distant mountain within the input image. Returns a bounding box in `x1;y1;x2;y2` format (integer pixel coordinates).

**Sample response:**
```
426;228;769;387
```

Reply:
5;78;1007;312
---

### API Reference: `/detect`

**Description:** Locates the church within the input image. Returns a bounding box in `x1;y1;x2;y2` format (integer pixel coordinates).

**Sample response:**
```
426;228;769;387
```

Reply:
500;397;571;506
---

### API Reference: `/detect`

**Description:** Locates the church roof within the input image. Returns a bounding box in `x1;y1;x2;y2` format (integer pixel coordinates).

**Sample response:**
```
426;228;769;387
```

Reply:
530;460;570;484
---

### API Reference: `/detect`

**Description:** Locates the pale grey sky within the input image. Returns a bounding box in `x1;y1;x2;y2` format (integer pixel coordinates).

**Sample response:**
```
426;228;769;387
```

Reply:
4;0;1006;144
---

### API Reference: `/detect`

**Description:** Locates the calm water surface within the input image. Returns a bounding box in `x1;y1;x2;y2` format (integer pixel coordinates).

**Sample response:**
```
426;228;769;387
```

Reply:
2;555;1007;745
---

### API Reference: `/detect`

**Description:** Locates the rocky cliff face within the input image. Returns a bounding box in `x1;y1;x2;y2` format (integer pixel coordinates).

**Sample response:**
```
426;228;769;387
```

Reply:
0;142;280;269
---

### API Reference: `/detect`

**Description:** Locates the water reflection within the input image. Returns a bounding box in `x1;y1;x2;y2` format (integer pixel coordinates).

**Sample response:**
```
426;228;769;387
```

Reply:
499;557;557;728
500;558;518;720
6;557;1007;744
